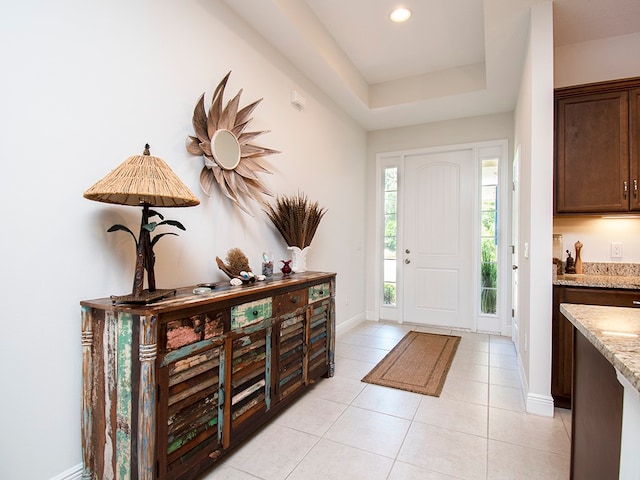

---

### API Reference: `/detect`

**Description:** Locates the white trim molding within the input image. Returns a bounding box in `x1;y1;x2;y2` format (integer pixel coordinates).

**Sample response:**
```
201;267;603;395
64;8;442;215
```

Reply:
525;393;555;417
49;464;83;480
516;347;555;418
336;312;367;335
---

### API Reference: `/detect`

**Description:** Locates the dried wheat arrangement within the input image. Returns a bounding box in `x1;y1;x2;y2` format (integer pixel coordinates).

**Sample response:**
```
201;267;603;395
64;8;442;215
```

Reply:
264;192;326;249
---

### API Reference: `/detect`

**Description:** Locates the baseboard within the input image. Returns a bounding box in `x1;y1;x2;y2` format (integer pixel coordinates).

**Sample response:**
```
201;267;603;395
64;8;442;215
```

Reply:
49;464;83;480
477;315;501;334
336;312;366;334
525;392;555;417
514;349;555;417
504;324;512;338
515;344;527;385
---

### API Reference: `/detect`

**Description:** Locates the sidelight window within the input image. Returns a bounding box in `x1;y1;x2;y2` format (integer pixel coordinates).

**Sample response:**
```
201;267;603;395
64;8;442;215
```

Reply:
480;158;498;315
383;167;398;306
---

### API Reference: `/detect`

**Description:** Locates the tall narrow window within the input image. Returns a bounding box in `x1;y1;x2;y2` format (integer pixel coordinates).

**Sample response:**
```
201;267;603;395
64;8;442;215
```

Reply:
383;167;398;306
480;159;498;315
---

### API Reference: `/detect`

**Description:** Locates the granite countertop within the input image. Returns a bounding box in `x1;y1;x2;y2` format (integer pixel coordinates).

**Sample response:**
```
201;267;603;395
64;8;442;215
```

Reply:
554;274;640;289
560;303;640;393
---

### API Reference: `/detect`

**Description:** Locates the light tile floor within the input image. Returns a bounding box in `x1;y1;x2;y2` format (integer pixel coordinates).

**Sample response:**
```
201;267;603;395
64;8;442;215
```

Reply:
199;321;571;480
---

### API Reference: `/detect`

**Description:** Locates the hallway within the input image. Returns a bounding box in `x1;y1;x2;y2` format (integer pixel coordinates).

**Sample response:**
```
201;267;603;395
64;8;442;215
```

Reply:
201;321;570;479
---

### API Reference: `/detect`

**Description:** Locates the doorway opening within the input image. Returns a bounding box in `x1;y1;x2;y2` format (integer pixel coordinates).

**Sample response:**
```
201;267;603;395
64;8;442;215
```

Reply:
376;140;510;334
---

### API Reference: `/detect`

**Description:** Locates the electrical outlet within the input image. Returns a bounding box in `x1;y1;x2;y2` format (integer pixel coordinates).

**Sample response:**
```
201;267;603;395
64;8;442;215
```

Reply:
611;242;623;258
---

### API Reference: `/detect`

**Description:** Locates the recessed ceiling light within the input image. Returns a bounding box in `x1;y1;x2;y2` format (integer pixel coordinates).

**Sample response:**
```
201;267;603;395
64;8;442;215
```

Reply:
390;7;411;23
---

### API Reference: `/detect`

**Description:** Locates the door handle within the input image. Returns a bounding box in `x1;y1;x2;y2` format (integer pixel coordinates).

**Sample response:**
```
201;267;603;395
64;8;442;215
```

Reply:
405;259;411;264
512;265;518;270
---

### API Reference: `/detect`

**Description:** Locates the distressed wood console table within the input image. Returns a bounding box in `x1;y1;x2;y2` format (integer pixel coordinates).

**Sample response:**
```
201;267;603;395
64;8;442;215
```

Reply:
81;271;335;479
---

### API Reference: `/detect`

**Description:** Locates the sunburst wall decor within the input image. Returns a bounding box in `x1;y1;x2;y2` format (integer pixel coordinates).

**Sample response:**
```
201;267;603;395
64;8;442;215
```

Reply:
187;71;280;215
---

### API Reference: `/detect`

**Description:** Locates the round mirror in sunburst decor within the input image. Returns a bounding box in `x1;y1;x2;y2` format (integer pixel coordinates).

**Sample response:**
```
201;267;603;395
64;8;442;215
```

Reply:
187;71;280;215
211;129;241;170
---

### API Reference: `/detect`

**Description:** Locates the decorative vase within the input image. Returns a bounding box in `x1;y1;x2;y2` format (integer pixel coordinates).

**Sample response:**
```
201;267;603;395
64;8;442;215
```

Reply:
280;259;292;275
287;246;310;273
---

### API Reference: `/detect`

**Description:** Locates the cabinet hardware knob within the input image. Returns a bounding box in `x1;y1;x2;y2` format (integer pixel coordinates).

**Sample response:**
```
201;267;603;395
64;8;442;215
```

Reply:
292;298;297;303
633;301;640;305
624;181;628;198
405;259;411;264
512;265;518;270
405;249;411;254
634;179;638;198
252;310;259;317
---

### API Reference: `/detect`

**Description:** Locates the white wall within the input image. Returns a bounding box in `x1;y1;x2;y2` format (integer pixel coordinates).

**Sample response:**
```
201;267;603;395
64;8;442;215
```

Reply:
555;32;640;88
555;217;640;264
0;1;366;478
513;1;555;416
514;41;533;390
365;113;515;319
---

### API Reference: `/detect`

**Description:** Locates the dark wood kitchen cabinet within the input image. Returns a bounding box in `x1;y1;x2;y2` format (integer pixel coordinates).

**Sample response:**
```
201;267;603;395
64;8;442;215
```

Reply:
552;284;640;408
81;271;335;480
555;77;640;214
570;328;623;480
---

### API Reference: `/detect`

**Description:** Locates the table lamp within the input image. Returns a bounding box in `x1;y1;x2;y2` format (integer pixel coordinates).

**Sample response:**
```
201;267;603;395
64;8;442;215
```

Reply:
84;144;200;304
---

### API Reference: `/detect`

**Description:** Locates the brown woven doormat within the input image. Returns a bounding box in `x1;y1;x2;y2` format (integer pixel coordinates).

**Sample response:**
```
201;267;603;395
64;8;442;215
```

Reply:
362;331;460;397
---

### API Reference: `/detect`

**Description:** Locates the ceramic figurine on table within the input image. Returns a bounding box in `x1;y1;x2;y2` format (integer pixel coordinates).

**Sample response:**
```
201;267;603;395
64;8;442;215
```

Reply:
280;259;292;275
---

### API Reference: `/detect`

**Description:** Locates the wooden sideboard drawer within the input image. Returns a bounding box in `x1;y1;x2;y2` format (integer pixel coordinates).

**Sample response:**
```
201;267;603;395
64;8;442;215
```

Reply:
231;297;272;330
163;309;226;352
309;282;330;303
273;288;308;317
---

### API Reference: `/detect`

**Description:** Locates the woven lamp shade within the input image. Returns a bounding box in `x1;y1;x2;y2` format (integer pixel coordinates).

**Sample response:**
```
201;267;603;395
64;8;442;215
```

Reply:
84;148;200;208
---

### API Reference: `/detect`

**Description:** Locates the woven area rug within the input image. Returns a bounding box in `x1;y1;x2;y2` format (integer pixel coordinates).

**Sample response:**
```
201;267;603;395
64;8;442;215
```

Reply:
362;331;460;397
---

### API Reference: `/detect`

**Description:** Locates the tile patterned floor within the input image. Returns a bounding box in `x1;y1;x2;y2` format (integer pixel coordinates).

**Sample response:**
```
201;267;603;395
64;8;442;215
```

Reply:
199;321;571;480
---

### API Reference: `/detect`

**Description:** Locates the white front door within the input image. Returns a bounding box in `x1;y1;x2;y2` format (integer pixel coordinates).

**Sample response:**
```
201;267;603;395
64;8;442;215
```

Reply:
403;148;475;329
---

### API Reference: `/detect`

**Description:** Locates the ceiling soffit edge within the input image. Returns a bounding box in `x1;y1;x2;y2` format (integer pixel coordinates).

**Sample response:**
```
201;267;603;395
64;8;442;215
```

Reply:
370;63;488;108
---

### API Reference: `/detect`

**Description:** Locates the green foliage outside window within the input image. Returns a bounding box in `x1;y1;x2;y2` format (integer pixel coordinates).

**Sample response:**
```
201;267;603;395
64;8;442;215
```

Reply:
384;283;397;305
481;238;497;314
384;216;397;254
